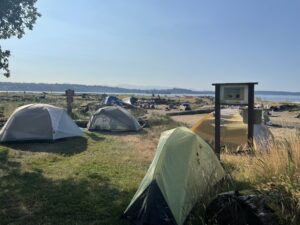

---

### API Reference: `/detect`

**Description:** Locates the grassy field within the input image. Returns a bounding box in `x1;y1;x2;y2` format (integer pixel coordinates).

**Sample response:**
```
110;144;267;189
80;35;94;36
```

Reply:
0;133;151;225
0;94;300;225
1;121;300;225
0;112;182;225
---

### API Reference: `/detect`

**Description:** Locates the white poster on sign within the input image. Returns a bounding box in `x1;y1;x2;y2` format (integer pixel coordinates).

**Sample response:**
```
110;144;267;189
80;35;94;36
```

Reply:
220;85;249;105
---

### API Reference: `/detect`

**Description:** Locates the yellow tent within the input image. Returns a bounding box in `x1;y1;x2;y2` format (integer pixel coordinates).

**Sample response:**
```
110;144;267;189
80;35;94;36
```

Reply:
192;109;272;151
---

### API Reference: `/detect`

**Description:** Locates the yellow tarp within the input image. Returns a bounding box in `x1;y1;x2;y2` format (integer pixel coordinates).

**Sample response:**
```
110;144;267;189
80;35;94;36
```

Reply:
192;109;271;150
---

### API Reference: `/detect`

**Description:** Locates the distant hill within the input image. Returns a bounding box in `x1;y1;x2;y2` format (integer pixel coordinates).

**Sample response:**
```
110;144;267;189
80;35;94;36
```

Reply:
0;82;299;96
0;82;212;95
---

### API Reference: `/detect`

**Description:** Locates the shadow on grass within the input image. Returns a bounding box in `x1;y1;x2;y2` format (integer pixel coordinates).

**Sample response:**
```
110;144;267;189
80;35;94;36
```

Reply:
85;132;106;141
0;149;20;174
90;129;148;137
221;161;255;191
2;137;88;156
0;149;133;225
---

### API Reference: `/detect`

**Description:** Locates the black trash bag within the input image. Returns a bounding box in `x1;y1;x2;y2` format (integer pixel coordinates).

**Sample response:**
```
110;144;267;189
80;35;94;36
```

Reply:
204;191;279;225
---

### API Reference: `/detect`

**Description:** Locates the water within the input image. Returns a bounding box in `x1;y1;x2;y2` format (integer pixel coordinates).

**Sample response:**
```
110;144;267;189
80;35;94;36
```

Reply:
256;95;300;103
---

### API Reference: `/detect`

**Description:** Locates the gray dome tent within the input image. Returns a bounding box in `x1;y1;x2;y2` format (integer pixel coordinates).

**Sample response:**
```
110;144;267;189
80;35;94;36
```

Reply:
0;104;84;142
123;127;225;225
87;106;142;131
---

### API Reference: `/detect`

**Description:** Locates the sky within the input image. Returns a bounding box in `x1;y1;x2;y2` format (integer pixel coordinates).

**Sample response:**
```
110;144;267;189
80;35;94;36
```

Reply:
1;0;300;91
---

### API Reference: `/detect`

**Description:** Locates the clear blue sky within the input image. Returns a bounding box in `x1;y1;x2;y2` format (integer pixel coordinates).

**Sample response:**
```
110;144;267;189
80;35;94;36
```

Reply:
2;0;300;91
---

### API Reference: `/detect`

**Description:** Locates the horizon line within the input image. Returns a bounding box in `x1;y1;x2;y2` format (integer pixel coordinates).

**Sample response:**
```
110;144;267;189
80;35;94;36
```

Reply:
0;81;299;94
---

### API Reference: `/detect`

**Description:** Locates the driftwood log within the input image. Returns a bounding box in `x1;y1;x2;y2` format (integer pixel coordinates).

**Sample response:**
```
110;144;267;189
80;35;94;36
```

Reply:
166;108;214;116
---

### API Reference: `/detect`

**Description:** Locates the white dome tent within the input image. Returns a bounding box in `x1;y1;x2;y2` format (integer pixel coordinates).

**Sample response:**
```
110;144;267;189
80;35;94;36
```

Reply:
87;106;142;132
0;104;84;142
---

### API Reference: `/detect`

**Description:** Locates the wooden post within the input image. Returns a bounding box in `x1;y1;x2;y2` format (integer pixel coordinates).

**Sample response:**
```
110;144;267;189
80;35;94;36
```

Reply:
67;102;72;115
65;89;75;116
248;84;255;149
215;85;221;159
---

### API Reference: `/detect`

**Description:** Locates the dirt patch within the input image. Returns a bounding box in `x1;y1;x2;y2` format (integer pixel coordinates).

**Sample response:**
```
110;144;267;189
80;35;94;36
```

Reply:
116;131;158;162
171;114;208;128
270;111;300;127
269;127;298;140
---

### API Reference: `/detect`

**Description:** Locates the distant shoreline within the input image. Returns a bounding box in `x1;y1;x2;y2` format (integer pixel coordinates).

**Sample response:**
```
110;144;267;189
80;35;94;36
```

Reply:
0;81;299;96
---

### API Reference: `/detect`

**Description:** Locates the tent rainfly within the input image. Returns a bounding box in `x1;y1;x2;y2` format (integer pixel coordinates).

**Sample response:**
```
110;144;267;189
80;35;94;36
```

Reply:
0;104;84;142
123;127;225;225
102;96;123;106
87;106;142;131
192;109;273;151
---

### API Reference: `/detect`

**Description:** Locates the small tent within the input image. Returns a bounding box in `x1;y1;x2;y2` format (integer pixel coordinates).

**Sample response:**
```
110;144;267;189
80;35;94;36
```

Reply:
123;127;225;225
192;109;273;150
87;106;142;131
123;97;138;106
102;96;123;106
0;104;84;142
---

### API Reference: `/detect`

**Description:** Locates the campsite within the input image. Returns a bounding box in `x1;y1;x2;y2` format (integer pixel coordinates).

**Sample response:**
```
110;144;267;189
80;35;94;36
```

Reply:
0;91;299;225
1;1;300;224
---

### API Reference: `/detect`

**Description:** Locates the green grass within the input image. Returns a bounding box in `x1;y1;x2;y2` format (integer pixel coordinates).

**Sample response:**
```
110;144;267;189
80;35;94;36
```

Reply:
1;94;299;225
0;132;149;225
1;125;300;225
0;94;183;225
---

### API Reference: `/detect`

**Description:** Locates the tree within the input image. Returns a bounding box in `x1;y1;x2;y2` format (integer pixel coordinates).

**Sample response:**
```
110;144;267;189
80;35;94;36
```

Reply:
0;0;40;77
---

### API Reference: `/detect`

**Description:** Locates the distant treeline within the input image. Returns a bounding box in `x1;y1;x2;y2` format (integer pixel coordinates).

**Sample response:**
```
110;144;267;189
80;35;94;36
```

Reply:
0;82;299;96
0;82;212;94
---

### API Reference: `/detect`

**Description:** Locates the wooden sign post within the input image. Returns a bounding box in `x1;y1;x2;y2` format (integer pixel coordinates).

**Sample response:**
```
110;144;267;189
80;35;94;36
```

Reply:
65;89;75;116
212;82;258;159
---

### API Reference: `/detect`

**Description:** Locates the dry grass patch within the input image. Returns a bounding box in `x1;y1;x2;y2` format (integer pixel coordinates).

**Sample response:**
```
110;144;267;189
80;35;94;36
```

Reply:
222;133;300;224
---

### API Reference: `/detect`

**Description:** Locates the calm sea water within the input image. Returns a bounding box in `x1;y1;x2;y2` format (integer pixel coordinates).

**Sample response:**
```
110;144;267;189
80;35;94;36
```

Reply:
188;94;300;103
256;95;300;103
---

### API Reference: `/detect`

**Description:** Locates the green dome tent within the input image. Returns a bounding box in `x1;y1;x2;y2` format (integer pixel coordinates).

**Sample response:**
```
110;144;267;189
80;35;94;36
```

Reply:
123;127;225;225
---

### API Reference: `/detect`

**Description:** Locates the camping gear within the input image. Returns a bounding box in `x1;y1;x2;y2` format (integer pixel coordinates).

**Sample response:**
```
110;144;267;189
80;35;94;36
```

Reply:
205;191;279;225
87;106;142;131
241;108;263;124
102;96;123;106
123;127;225;225
179;103;192;111
0;104;84;142
123;97;138;106
192;109;273;151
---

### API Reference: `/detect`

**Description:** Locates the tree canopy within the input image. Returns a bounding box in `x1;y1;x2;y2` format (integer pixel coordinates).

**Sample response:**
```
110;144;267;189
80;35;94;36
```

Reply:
0;0;40;77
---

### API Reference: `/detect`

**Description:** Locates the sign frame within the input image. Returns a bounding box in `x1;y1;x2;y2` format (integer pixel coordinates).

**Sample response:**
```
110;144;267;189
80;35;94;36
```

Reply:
212;82;258;159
